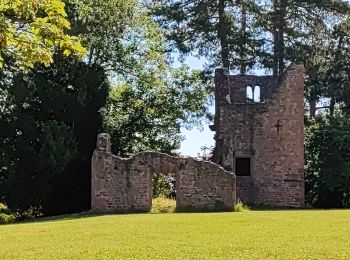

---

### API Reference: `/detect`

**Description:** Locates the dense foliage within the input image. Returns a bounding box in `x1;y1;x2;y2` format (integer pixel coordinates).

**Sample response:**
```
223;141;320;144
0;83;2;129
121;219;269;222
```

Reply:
0;0;210;215
1;0;350;214
0;203;16;224
305;114;350;208
153;173;175;199
150;0;262;73
102;66;210;156
66;0;211;155
0;0;85;69
151;0;350;208
0;56;109;215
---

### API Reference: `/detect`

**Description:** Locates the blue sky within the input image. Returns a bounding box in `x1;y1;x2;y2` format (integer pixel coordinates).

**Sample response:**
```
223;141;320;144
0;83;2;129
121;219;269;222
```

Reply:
176;56;266;156
176;55;215;157
179;126;215;156
174;1;350;156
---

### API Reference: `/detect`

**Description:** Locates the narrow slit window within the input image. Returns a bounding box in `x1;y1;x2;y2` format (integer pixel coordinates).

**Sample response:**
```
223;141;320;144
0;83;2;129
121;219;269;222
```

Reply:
246;86;253;102
254;86;261;102
235;158;251;176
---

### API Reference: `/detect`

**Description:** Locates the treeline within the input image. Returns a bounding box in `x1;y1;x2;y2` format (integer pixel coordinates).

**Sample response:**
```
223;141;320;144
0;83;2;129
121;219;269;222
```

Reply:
0;0;350;215
151;0;350;208
151;0;350;117
0;0;210;216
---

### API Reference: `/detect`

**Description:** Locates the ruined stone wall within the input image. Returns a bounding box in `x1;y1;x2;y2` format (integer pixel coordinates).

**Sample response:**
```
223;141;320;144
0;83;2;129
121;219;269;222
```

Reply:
91;134;236;212
212;65;305;207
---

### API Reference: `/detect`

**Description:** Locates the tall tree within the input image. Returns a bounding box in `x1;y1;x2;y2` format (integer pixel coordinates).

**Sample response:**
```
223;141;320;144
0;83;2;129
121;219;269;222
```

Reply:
305;114;350;208
151;0;349;78
66;0;212;154
1;0;211;215
258;0;350;77
0;55;109;214
150;0;262;72
102;66;211;156
302;8;350;117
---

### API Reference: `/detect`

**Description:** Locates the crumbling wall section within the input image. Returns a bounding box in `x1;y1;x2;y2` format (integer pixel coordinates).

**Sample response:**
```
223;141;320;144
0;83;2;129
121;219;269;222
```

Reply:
91;134;236;212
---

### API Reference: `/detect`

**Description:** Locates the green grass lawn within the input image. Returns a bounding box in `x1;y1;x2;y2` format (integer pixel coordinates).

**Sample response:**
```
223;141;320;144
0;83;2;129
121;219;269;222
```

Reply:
1;210;350;259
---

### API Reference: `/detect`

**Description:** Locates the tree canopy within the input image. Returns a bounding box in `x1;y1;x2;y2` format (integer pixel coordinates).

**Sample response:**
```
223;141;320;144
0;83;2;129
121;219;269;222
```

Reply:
0;0;86;70
1;0;350;214
305;114;350;208
0;55;109;214
0;0;211;215
64;0;211;155
102;66;210;156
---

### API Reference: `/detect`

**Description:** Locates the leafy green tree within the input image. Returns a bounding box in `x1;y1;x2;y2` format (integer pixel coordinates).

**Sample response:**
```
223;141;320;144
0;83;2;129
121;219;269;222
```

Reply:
256;0;350;76
1;0;210;215
305;114;350;208
0;0;85;69
65;0;211;155
323;21;350;116
0;55;109;214
153;173;175;198
101;66;211;156
65;0;167;79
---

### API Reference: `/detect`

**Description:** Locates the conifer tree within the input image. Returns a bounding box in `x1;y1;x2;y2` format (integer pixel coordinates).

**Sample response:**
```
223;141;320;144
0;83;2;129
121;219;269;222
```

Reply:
150;0;263;72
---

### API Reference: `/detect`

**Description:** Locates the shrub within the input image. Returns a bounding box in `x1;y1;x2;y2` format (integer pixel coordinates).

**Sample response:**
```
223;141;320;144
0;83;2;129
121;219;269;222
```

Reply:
0;203;12;215
153;173;175;199
151;196;176;214
0;203;17;224
233;200;250;212
16;207;42;221
0;213;16;224
305;115;350;208
0;203;8;213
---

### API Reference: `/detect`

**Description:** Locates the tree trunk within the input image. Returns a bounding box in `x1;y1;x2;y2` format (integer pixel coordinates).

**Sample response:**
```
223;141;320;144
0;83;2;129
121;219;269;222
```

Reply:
309;99;317;118
218;0;230;68
343;81;350;115
240;1;247;74
330;34;344;116
330;94;335;116
278;1;286;76
272;0;279;77
272;0;286;77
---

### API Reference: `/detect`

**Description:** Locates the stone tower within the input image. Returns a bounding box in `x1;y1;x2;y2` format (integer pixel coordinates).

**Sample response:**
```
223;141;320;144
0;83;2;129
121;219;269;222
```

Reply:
212;65;305;207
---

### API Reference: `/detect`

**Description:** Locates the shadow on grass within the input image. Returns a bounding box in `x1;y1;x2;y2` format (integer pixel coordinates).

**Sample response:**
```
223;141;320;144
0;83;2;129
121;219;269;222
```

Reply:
21;210;149;225
0;212;102;226
248;204;350;212
23;208;234;225
30;206;296;223
249;205;312;211
10;206;347;226
33;211;107;223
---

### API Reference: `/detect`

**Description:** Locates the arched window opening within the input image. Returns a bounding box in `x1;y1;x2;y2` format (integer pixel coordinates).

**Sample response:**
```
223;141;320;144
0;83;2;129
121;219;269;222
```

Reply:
246;85;262;103
246;86;253;102
254;86;261;102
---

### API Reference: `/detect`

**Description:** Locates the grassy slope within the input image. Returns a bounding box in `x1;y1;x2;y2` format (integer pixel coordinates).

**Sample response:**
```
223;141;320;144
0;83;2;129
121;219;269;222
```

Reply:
1;210;350;259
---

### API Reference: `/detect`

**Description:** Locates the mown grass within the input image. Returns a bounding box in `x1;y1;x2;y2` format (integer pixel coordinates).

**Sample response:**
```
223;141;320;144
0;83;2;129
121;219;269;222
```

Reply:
1;210;350;259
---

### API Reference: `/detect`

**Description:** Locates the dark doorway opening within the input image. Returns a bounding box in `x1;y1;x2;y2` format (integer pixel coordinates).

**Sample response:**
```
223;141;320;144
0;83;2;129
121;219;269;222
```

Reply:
235;158;251;176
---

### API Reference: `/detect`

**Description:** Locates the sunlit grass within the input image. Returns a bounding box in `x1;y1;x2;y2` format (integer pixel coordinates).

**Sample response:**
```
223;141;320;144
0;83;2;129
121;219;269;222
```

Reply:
1;210;350;259
151;197;176;213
